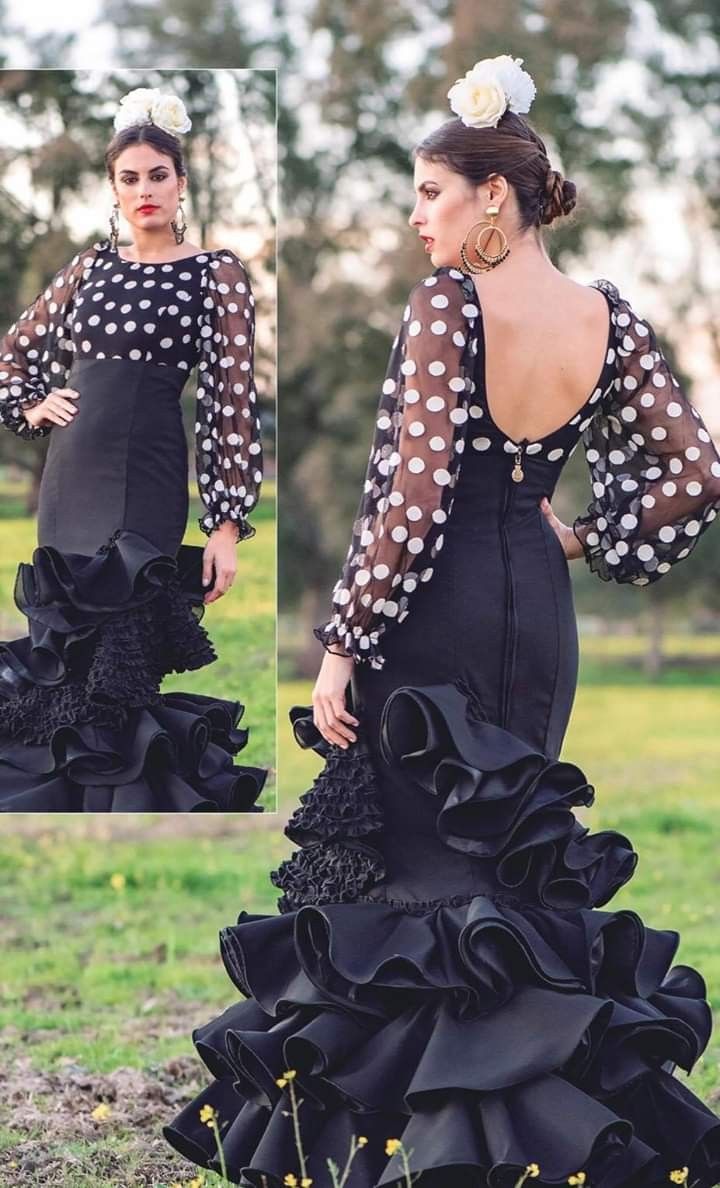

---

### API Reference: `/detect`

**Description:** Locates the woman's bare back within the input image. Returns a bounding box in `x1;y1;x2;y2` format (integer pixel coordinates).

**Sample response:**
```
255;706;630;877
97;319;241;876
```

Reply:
475;274;611;443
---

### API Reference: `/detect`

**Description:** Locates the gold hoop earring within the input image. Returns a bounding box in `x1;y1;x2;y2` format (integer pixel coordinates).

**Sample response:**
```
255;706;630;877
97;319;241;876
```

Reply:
459;205;510;273
171;196;187;245
109;202;120;251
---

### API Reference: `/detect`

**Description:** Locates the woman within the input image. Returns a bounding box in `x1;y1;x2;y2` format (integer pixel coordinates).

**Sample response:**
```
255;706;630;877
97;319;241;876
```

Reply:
165;59;720;1184
0;87;267;812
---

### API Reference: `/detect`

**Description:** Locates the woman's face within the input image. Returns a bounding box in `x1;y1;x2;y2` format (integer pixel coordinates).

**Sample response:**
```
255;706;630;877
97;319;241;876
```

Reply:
111;143;185;237
408;156;503;269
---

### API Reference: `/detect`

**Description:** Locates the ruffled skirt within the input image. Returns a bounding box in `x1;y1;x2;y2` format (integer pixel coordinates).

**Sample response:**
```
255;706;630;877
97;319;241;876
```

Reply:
164;683;720;1186
0;528;266;811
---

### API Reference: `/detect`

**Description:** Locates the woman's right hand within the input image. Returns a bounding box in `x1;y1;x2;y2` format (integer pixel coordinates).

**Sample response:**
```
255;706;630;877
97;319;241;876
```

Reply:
23;388;80;429
312;650;359;748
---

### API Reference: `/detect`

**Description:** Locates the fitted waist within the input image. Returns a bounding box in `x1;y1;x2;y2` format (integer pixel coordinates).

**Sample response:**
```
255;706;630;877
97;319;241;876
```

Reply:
450;451;557;525
67;356;188;402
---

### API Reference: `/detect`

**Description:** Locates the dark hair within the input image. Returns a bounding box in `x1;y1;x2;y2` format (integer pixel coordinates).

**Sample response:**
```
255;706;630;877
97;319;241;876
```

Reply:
413;111;576;230
104;122;187;181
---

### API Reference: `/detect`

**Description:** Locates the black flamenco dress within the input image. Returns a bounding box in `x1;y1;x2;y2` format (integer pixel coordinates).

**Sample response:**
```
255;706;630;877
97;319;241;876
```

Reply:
0;238;266;812
165;269;720;1184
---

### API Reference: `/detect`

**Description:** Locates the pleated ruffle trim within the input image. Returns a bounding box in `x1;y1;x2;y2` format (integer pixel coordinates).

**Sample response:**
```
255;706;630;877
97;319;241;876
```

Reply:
163;682;720;1186
0;529;266;811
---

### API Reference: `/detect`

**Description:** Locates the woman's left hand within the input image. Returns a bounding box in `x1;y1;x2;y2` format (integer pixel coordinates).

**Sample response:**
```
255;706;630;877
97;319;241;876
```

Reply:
202;521;239;603
540;496;584;561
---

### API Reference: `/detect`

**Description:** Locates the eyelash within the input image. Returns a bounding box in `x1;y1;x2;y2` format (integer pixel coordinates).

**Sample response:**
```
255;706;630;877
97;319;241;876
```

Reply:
120;174;169;184
424;190;439;200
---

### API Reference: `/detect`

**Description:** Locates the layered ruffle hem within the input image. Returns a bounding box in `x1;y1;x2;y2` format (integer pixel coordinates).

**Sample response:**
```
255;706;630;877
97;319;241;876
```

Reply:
0;528;266;811
164;683;720;1185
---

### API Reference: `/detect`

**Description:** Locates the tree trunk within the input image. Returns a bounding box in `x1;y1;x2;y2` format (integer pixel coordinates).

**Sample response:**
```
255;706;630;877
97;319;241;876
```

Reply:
644;599;664;680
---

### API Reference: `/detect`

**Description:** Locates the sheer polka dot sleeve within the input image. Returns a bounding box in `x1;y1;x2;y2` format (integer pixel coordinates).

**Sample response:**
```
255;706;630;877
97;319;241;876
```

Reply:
314;267;479;668
196;250;263;540
573;281;720;585
0;243;99;441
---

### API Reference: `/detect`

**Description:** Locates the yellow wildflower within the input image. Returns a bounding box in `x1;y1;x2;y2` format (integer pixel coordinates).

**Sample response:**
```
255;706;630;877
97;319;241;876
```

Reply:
357;1135;368;1147
669;1171;689;1185
110;872;126;891
385;1138;402;1156
568;1175;587;1186
277;1068;297;1088
527;1166;541;1179
199;1103;217;1126
91;1102;111;1121
189;1178;205;1188
301;1180;313;1187
284;1177;298;1187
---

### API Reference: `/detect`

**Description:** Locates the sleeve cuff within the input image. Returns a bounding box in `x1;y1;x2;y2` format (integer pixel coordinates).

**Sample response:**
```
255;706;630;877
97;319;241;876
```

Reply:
198;509;257;542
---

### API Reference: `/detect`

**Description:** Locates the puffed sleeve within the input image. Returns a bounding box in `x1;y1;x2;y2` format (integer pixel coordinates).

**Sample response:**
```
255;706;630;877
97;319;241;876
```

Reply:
0;242;99;441
195;249;263;540
314;267;479;668
573;280;720;585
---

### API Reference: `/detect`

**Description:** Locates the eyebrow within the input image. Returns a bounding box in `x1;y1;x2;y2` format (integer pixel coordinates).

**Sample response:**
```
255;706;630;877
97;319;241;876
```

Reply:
117;166;170;176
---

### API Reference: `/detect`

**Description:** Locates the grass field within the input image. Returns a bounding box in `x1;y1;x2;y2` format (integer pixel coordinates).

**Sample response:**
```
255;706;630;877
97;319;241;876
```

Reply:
0;483;277;807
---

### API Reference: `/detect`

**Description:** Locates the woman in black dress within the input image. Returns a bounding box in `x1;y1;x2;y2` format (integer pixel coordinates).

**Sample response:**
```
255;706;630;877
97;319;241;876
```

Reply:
0;88;266;812
165;59;720;1184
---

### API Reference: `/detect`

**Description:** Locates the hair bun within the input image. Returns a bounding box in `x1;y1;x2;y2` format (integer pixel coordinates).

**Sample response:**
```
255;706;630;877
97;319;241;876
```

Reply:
541;168;576;225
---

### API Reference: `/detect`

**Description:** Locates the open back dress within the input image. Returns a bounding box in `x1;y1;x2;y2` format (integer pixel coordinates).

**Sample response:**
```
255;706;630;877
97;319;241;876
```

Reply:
165;268;720;1185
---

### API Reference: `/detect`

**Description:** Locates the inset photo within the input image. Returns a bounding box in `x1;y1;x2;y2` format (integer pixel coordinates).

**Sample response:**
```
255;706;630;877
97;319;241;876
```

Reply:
0;68;277;812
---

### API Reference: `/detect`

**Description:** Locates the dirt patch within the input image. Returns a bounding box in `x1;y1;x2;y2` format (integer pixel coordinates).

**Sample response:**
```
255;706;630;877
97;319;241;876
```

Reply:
1;1054;208;1187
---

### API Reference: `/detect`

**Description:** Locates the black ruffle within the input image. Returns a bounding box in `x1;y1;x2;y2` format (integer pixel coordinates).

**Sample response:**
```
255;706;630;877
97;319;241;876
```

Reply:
269;707;385;911
0;529;265;812
379;683;638;911
164;682;720;1185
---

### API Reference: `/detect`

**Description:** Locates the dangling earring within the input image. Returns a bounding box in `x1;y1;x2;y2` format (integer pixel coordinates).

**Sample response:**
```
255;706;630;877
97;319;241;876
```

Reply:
460;204;510;273
171;196;187;245
109;202;120;251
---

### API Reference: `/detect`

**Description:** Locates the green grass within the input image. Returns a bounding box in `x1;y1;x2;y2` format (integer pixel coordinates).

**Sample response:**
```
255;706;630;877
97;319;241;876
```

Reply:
0;817;286;1186
0;484;277;805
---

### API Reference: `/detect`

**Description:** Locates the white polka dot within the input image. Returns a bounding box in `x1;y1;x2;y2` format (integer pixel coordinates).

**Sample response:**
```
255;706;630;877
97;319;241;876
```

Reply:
433;468;451;485
429;435;446;451
408;457;425;473
428;361;446;376
472;437;491;451
666;402;682;417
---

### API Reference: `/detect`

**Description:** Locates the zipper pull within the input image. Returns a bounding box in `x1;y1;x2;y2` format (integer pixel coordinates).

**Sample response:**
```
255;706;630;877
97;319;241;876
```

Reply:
511;441;525;483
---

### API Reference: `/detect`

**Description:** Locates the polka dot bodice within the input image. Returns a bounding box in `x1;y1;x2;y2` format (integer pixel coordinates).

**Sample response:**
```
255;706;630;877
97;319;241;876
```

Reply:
314;267;720;668
71;248;206;371
0;240;263;540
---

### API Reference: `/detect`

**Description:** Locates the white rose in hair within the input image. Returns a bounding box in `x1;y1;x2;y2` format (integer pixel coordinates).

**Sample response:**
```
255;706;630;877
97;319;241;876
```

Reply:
488;55;536;114
448;72;507;129
448;55;536;128
151;95;192;136
113;87;159;131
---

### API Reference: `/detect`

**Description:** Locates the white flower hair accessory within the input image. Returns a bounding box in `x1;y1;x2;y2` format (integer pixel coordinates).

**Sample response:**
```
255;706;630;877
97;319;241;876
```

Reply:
114;87;192;137
448;55;536;129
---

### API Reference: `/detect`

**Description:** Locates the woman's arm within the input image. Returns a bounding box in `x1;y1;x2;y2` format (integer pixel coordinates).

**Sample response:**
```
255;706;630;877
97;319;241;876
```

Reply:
0;244;99;439
572;282;720;584
313;266;480;669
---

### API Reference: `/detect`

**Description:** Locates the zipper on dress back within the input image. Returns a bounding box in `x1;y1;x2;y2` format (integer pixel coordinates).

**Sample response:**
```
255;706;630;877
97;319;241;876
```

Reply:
500;451;521;728
512;437;529;483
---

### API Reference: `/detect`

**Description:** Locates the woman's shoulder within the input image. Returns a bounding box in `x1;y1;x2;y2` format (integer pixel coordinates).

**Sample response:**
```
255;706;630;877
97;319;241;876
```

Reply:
403;266;478;324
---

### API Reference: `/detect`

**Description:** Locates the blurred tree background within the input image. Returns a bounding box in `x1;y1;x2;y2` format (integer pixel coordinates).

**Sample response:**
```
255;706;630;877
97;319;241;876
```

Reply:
0;65;276;510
